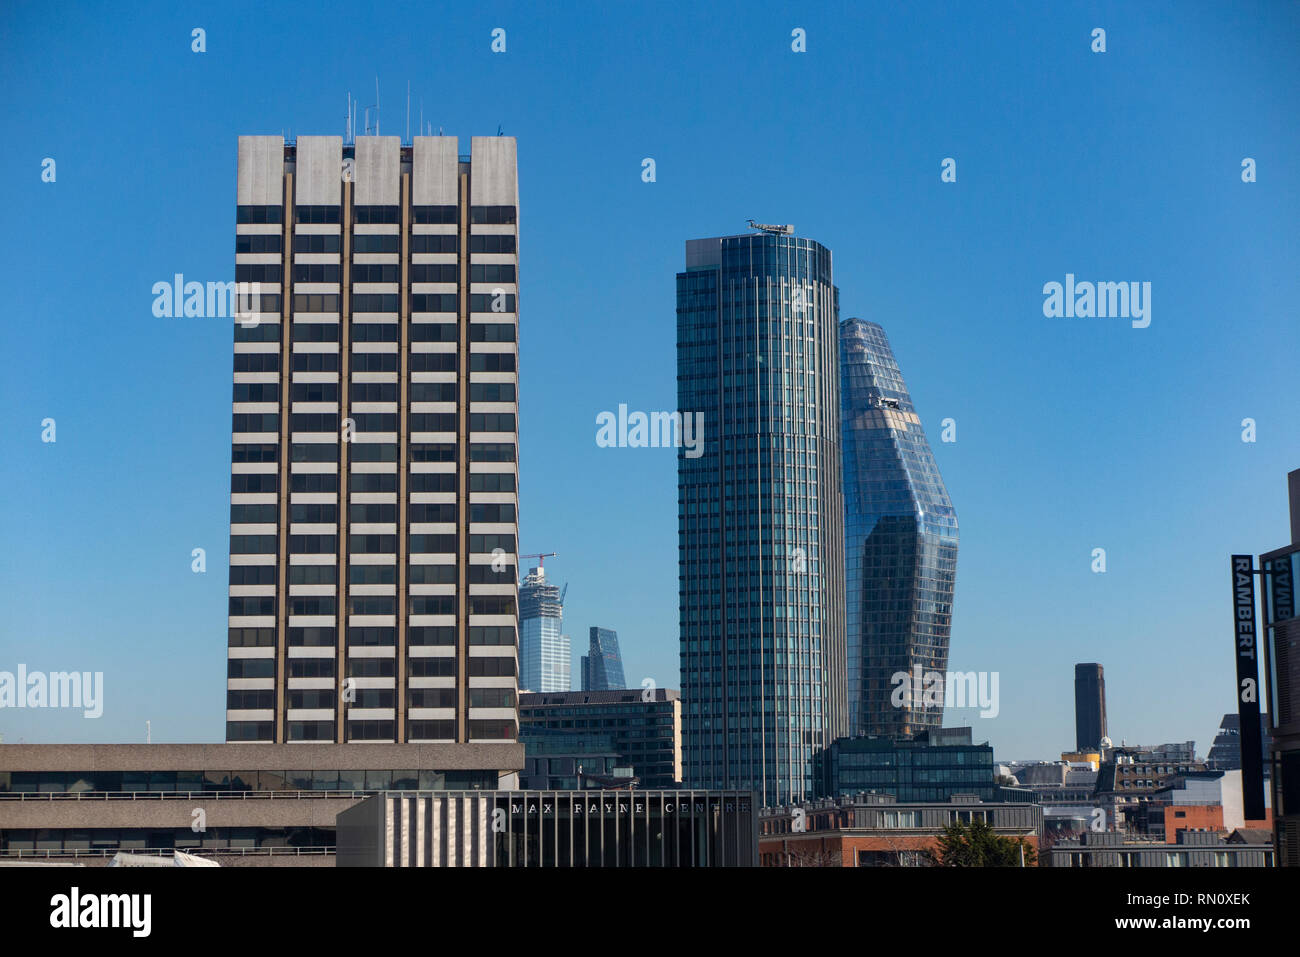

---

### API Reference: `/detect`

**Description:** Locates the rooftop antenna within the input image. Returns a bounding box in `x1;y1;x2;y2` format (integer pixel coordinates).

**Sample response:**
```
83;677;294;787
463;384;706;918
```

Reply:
419;98;423;140
375;75;380;135
497;123;504;136
406;80;411;144
146;720;151;745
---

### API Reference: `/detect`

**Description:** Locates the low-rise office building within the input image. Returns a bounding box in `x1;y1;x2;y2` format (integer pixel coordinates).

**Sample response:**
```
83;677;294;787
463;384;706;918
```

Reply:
1050;829;1274;867
814;727;997;801
759;792;1042;867
337;789;756;866
518;689;681;788
0;743;522;865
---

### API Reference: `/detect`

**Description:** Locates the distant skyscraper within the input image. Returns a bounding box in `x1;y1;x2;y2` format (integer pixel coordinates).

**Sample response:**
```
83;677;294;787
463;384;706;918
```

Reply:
519;566;569;692
677;229;848;806
839;319;958;739
581;627;626;691
1074;663;1108;751
226;134;520;745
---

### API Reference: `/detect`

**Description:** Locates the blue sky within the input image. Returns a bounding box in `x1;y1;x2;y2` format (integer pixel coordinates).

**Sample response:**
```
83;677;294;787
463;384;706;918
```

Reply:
1;0;1296;761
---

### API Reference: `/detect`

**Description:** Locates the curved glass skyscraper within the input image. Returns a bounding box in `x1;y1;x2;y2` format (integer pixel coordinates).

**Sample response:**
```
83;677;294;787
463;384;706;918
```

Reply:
677;231;847;806
839;318;958;739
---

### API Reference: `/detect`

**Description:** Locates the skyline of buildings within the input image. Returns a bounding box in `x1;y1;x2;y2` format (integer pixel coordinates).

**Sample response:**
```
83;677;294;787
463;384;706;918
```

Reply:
226;134;521;745
676;230;848;806
839;318;958;739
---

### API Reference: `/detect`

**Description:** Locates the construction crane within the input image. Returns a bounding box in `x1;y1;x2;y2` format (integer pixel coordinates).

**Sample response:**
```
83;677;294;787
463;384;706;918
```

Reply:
520;552;557;569
747;219;794;235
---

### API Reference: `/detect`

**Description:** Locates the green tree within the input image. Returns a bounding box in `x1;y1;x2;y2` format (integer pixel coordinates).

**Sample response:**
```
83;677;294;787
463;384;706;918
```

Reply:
930;819;1037;867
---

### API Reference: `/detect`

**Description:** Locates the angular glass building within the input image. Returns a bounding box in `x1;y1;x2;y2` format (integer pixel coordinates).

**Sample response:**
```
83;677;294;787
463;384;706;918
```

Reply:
677;230;847;807
839;318;957;739
581;626;626;691
518;566;569;692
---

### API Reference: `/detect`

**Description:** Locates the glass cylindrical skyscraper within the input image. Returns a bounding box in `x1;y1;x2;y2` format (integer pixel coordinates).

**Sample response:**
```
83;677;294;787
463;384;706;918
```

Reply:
677;231;847;806
839;318;958;739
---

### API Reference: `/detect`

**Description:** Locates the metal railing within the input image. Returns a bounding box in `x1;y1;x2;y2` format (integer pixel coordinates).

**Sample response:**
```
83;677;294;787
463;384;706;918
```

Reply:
0;789;376;802
2;845;335;860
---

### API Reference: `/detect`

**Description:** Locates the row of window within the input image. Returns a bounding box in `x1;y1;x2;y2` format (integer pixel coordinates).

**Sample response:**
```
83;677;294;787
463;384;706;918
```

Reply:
231;499;516;528
238;232;514;255
231;532;517;555
228;656;517;678
234;351;517;373
228;625;516;647
237;204;517;226
228;686;517;710
235;380;513;408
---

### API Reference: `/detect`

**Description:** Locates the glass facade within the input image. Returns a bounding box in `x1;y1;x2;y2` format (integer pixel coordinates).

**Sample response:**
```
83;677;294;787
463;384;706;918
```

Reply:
677;233;847;806
581;626;626;690
518;689;682;788
519;567;570;692
839;319;957;739
815;732;995;802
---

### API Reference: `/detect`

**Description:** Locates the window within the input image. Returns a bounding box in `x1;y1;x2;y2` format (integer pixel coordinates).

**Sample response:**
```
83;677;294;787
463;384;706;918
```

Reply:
410;323;457;343
292;293;341;312
469;293;516;313
351;323;398;342
469;233;515;253
470;205;516;224
353;233;399;253
409;352;456;372
468;352;515;372
469;413;515;432
469;382;515;402
233;353;279;374
353;205;399;224
295;205;340;224
469;323;515;342
410;263;457;282
469;264;516;283
228;658;274;678
352;263;399;283
470;442;515;462
237;205;283;224
353;293;399;312
292;263;340;283
237;233;282;253
411;233;457;252
410;293;458;312
293;233;340;253
411;205;457;224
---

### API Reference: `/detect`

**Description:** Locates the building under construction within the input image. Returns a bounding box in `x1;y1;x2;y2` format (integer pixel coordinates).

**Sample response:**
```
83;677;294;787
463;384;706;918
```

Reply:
519;565;569;692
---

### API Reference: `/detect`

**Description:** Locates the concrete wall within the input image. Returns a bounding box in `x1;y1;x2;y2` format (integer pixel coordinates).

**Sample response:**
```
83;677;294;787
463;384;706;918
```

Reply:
295;136;342;206
412;136;459;205
0;742;524;773
469;137;517;206
353;136;400;205
237;136;283;205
